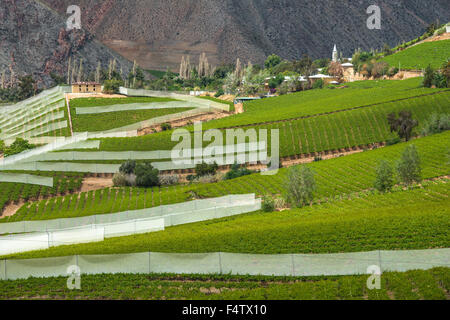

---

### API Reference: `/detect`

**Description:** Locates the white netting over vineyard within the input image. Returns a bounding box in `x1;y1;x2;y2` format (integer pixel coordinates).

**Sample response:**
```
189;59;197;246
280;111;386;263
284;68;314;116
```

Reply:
1;248;448;280
0;194;261;235
0;218;165;256
76;101;196;115
0;173;53;187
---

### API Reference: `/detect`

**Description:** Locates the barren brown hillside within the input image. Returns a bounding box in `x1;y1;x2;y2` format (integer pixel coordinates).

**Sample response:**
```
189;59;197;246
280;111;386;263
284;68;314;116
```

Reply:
42;0;450;71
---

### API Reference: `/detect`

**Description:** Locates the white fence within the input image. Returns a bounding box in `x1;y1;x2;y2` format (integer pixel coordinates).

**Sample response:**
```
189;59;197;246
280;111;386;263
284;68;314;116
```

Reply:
0;248;448;280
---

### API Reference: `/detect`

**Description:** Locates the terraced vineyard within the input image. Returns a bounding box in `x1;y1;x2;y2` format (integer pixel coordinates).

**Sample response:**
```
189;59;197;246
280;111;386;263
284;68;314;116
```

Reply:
0;173;85;214
4;178;449;259
70;97;195;132
5;131;450;223
0;268;448;300
94;91;450;160
381;39;450;70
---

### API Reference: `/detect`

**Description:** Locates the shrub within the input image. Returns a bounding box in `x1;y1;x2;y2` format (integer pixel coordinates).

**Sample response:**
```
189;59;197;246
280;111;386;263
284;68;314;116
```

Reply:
374;160;395;193
197;174;220;184
421;113;450;136
284;165;316;208
312;79;324;89
387;110;418;142
224;163;254;180
397;145;422;186
214;89;224;98
3;138;36;157
161;123;172;131
262;196;275;212
386;137;401;146
103;80;123;94
112;172;128;187
159;174;180;186
195;162;218;177
135;161;160;187
119;160;136;175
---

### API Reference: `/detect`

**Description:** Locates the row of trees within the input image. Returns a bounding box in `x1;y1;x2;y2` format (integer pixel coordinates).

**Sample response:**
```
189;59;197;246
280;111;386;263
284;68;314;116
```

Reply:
0;75;39;103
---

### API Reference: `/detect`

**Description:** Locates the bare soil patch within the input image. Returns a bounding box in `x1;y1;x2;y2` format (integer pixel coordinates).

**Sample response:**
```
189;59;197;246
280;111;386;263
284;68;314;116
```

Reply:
1;200;25;219
81;177;114;192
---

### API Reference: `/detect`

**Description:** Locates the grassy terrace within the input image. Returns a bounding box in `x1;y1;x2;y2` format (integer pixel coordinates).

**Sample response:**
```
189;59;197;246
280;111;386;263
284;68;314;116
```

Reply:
69;97;193;132
381;39;450;70
95;91;450;156
3;179;449;259
4;131;450;222
0;268;448;300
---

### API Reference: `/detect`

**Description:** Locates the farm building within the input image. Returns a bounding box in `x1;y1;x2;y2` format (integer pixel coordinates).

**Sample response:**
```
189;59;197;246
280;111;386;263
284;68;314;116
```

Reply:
71;82;101;93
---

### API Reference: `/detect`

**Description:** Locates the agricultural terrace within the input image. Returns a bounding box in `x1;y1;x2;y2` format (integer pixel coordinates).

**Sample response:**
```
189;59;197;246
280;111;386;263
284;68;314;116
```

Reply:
0;268;448;300
69;97;195;132
381;39;450;70
201;78;447;128
4;131;449;223
4;179;449;259
95;90;450;158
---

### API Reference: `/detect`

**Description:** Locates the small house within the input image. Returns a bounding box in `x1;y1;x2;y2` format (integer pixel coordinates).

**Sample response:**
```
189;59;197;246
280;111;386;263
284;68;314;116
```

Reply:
71;82;101;93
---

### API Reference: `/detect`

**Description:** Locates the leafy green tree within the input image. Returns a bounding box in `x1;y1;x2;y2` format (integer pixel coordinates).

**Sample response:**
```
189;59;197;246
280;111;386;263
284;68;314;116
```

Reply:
374;160;395;192
135;161;160;187
103;79;123;94
195;162;218;177
397;145;422;186
284;165;316;207
265;54;282;69
387;110;418;141
3;138;35;157
18;75;36;100
119;160;136;175
421;113;450;136
423;65;435;88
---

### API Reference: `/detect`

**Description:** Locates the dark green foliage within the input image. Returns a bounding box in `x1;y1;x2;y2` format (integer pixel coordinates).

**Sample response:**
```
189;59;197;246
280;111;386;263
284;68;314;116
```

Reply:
135;161;160;187
265;54;282;69
262;196;275;212
397;145;422;186
387;110;418;141
374;160;395;192
119;160;136;175
224;163;255;180
214;89;224;98
3;138;36;157
195;162;218;178
161;123;172;131
103;80;123;94
312;79;324;89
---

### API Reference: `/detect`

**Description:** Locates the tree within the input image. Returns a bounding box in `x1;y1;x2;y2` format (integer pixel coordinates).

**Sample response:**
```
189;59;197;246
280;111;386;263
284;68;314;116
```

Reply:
387;110;418;142
103;79;122;94
195;162;218;178
374;160;395;192
441;60;450;87
135;161;160;187
423;65;435;88
397;145;422;186
293;54;315;77
265;54;282;69
119;160;136;175
18;75;36;100
328;62;344;81
284;165;316;207
3;138;35;157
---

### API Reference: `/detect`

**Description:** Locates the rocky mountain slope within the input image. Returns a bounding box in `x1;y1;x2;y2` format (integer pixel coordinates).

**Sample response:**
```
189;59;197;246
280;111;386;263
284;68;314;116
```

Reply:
42;0;449;71
0;0;132;87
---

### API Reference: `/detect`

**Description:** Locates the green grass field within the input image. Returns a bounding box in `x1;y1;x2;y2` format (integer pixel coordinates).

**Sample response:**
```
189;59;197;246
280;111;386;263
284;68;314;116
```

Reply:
381;40;450;70
5;131;449;223
69;97;193;132
0;268;448;300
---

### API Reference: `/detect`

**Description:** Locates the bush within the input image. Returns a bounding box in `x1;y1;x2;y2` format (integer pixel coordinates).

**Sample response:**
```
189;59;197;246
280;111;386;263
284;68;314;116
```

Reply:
284;165;316;208
386;137;401;146
3;138;36;157
103;80;123;94
224;163;254;180
312;79;324;89
113;172;129;187
159;174;180;186
197;174;220;184
422;113;450;136
214;89;224;98
195;162;218;177
397;145;422;186
161;123;172;131
374;160;395;193
135;161;160;187
262;196;275;212
119;160;136;175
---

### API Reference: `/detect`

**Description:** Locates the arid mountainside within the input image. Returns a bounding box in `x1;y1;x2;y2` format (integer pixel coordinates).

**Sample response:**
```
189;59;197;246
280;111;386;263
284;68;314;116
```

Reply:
0;0;132;87
42;0;450;71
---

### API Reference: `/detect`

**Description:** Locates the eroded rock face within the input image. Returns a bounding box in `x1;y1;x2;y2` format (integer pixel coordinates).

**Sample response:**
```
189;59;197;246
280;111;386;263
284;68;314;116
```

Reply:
41;0;449;71
0;0;132;87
